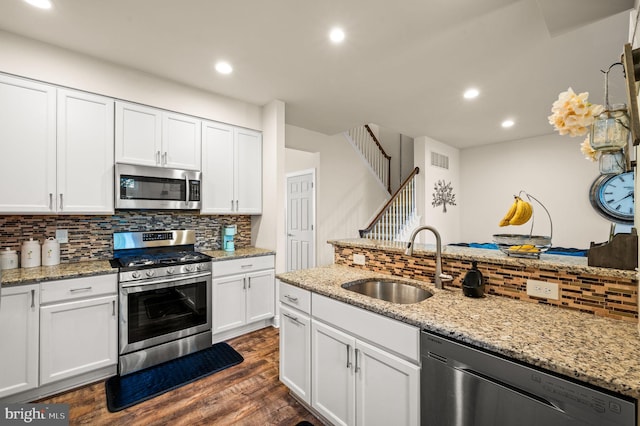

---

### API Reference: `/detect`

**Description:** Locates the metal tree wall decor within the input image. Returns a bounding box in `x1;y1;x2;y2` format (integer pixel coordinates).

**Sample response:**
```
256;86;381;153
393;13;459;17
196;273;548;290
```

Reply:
432;180;456;213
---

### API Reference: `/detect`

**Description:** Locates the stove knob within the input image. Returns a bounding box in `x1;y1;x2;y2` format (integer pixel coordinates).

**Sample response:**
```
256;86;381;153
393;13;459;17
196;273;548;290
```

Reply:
131;271;141;279
185;264;195;272
166;267;175;275
195;264;202;271
146;270;155;278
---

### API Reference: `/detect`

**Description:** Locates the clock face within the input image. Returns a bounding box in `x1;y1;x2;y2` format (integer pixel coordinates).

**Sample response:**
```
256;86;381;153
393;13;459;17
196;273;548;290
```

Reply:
589;171;635;224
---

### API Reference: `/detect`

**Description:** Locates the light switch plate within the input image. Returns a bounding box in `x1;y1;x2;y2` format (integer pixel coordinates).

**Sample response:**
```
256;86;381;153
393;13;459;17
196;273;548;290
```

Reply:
353;253;366;265
55;229;69;244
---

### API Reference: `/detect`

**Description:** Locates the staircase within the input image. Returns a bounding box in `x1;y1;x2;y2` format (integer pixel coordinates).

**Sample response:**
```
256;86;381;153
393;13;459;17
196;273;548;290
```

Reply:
359;167;420;242
344;124;391;193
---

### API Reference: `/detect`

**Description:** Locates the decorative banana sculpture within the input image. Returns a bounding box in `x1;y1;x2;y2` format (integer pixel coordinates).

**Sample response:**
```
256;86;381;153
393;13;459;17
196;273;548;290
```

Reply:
499;196;533;226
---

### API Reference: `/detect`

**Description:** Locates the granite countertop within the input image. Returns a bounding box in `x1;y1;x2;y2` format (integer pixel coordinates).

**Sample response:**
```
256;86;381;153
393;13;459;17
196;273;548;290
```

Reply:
277;264;640;399
0;260;116;286
0;247;275;286
202;247;275;260
329;238;637;279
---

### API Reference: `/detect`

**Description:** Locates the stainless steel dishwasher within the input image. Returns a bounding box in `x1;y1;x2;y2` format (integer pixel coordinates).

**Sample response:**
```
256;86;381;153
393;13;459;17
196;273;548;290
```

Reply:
421;331;636;426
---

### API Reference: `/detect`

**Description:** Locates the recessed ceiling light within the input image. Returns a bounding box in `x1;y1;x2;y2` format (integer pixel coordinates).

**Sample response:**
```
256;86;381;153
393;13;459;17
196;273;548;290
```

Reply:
501;119;515;128
463;88;479;99
215;61;233;75
24;0;52;9
329;27;345;44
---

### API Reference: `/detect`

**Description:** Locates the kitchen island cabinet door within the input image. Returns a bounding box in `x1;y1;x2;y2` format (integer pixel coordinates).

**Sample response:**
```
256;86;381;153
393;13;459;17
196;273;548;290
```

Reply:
311;321;355;426
57;89;114;214
0;75;56;213
355;339;419;426
39;294;117;385
280;304;311;404
0;284;39;398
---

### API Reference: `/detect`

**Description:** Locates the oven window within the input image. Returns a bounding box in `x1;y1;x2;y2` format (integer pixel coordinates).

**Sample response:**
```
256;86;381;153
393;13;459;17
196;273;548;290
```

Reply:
120;175;186;201
127;281;207;344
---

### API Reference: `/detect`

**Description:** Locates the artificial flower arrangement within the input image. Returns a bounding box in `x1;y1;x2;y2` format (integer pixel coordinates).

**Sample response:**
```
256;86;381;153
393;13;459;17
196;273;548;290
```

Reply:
548;88;604;162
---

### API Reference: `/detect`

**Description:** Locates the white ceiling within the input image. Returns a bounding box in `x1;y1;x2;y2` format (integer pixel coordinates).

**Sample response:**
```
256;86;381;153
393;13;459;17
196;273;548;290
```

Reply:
0;0;635;148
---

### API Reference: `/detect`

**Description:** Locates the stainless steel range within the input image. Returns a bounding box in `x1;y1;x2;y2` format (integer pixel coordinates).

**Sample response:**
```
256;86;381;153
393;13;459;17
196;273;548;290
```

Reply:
112;230;212;375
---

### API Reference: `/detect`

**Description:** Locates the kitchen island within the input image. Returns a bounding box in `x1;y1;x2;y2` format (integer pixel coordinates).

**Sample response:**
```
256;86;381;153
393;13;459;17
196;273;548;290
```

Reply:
277;240;640;400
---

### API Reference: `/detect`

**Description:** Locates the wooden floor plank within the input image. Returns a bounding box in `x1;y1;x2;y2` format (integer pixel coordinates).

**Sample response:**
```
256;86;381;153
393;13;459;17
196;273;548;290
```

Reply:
37;327;320;426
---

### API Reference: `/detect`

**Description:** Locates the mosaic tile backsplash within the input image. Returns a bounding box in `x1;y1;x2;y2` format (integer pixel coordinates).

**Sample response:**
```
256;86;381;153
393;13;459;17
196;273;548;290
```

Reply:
0;212;252;263
334;245;638;323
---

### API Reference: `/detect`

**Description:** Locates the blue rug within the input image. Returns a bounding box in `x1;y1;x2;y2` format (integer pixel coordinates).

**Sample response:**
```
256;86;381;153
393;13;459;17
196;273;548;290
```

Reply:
105;342;243;412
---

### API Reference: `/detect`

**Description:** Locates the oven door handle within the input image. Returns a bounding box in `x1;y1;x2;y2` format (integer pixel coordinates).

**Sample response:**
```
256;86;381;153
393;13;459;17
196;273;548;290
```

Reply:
120;272;211;289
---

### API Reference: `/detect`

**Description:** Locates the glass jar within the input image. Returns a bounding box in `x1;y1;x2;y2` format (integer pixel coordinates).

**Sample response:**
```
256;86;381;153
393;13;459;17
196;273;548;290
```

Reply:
598;150;626;174
589;104;630;152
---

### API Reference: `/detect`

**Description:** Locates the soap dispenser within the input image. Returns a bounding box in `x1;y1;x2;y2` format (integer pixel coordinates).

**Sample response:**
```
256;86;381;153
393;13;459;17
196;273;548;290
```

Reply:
462;261;485;298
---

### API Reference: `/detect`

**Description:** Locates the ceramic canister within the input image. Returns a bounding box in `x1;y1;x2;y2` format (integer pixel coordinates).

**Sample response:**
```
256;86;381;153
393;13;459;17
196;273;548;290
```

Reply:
0;247;19;270
42;237;60;266
21;238;41;268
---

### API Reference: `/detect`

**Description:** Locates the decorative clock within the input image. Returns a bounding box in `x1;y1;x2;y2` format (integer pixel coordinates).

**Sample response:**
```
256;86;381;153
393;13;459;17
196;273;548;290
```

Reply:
589;171;635;224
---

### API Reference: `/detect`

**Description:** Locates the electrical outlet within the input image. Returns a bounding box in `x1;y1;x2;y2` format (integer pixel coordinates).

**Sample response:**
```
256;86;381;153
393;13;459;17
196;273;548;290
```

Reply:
526;279;559;300
55;229;68;244
353;253;366;265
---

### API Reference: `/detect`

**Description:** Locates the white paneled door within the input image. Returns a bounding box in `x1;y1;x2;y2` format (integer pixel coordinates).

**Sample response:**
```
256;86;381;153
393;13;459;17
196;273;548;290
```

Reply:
286;170;316;272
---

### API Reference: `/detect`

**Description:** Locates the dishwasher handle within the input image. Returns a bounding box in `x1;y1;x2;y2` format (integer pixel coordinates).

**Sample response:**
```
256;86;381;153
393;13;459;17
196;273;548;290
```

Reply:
456;366;565;413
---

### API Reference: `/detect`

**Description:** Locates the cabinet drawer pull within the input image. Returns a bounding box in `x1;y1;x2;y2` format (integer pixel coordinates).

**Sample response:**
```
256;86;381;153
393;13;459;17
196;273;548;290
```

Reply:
346;344;352;369
284;295;298;303
240;264;253;269
355;348;360;373
283;312;302;325
69;286;92;293
31;289;35;308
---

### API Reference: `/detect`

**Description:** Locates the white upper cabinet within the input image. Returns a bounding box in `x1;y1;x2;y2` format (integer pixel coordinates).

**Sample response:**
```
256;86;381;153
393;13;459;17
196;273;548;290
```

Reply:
0;75;114;214
163;112;201;170
202;120;262;214
115;101;201;171
114;102;161;167
57;89;114;214
0;75;56;213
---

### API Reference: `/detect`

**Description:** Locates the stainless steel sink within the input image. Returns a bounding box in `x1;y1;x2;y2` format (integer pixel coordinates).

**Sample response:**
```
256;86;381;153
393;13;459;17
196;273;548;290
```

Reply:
341;279;433;304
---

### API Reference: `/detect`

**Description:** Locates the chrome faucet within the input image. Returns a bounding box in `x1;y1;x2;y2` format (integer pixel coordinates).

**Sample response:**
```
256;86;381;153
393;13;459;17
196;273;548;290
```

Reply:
405;226;453;289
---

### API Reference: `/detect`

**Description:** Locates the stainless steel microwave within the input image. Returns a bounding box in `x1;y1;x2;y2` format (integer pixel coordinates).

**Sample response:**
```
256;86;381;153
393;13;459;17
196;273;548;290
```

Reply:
115;163;201;210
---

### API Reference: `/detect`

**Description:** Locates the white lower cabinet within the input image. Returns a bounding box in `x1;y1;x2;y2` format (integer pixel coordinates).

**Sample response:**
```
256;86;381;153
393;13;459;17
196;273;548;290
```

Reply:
280;302;311;404
212;255;275;339
39;274;118;385
0;284;39;398
279;290;420;426
311;321;419;426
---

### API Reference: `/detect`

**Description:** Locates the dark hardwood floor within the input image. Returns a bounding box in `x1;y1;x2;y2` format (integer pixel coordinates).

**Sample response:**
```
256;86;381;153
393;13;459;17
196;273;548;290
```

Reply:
38;327;321;426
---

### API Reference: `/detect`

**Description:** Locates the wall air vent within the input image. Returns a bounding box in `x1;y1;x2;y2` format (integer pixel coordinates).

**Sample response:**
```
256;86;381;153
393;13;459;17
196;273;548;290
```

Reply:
430;151;449;169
